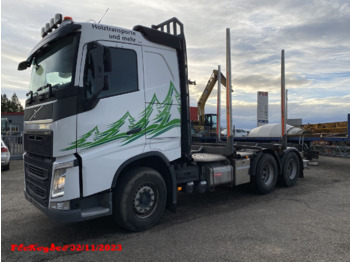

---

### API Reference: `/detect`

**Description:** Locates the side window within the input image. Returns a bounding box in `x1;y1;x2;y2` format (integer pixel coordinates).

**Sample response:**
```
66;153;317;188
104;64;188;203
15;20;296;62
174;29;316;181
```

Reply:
84;45;138;99
100;47;138;98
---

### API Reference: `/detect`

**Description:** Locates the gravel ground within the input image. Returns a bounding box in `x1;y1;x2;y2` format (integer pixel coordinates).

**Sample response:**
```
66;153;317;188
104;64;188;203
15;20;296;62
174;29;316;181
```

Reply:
1;156;350;261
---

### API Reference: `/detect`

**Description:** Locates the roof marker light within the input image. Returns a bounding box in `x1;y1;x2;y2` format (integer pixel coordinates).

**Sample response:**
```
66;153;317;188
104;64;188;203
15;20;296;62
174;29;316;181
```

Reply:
63;16;73;21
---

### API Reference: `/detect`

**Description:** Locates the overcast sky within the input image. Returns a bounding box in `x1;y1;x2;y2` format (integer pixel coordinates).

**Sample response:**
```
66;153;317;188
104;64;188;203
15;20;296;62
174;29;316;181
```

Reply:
1;0;349;129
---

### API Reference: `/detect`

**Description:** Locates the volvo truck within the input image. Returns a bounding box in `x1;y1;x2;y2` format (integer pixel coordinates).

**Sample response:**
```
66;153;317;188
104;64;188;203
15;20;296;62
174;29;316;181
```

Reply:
19;14;303;231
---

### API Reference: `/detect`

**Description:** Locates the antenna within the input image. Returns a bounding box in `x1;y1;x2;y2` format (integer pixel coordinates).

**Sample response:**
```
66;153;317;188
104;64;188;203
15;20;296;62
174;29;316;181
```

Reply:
98;8;109;24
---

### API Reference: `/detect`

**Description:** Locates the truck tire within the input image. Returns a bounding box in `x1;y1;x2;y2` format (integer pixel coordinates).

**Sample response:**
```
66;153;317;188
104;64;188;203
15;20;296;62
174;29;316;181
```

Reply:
113;167;167;232
281;151;299;187
254;153;278;194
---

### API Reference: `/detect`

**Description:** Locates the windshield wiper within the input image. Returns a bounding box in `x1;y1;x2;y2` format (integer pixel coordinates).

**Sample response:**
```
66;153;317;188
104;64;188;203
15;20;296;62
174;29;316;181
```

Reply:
37;84;51;92
26;84;55;105
36;84;54;97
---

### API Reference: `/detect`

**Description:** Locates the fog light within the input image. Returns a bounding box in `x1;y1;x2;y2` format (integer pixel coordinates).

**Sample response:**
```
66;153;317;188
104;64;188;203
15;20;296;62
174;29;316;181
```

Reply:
50;201;70;210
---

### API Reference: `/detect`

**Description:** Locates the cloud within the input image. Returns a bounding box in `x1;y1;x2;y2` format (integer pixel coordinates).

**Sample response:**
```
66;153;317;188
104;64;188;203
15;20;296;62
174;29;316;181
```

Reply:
1;0;349;127
232;73;311;92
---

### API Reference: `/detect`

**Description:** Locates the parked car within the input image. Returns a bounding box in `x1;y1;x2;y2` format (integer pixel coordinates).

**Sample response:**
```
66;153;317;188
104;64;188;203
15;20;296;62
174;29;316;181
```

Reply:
221;128;249;137
1;138;10;171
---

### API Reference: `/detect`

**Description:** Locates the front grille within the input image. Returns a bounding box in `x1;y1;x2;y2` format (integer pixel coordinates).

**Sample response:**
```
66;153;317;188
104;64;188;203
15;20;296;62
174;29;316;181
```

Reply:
24;131;53;157
26;180;47;199
27;165;47;181
25;154;55;207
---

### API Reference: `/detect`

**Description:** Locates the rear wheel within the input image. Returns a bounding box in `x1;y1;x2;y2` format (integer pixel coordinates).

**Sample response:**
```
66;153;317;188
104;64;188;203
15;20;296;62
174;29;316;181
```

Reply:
254;154;278;194
281;152;300;187
113;167;167;232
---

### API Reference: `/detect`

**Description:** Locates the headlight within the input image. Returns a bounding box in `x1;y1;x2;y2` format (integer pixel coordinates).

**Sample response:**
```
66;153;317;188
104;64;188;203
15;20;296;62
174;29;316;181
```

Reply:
51;160;75;198
52;169;66;198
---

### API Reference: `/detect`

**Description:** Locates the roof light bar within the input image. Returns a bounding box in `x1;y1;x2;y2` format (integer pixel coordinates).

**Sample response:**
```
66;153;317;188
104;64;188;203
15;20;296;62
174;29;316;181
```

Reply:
54;13;63;24
45;23;52;34
41;14;65;38
50;18;56;29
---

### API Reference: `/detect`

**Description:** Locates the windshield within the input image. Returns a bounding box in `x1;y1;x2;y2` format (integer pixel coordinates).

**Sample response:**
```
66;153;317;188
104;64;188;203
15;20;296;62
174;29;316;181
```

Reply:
29;35;79;95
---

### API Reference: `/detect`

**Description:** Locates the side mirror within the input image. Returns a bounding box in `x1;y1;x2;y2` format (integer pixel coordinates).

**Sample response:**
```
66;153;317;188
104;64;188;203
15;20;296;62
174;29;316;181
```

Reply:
83;42;105;110
18;61;30;71
87;42;105;97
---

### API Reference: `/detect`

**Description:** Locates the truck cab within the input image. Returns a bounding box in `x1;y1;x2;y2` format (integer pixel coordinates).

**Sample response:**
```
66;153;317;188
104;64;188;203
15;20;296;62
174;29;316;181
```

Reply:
20;15;191;230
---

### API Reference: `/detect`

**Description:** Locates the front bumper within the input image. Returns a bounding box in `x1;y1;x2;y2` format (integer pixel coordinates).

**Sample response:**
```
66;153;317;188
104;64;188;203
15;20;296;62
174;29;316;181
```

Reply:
24;189;112;223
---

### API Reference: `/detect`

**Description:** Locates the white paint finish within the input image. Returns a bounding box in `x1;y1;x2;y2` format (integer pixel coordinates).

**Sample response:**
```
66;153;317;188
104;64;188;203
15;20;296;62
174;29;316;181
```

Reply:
79;142;146;196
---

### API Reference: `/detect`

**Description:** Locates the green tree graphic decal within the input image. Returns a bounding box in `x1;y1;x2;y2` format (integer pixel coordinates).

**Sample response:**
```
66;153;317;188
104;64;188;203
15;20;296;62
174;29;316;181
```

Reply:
62;82;181;151
149;82;181;137
94;111;136;146
64;126;100;151
121;93;160;144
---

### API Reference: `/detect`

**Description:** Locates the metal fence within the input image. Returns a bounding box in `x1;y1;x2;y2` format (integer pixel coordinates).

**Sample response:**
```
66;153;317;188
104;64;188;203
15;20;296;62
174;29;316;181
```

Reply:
2;135;24;160
312;145;350;158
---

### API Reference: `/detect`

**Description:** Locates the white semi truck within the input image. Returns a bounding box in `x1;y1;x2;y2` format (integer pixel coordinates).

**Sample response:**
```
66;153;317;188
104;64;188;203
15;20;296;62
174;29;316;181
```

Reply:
19;14;303;231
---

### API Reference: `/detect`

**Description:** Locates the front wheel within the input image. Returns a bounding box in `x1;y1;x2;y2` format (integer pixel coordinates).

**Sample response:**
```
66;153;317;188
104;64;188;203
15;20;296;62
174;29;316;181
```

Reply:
113;167;167;232
254;154;278;194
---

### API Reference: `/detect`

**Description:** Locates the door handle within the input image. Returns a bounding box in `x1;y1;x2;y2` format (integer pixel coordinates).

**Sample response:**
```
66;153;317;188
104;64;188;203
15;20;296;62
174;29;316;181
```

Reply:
126;127;142;135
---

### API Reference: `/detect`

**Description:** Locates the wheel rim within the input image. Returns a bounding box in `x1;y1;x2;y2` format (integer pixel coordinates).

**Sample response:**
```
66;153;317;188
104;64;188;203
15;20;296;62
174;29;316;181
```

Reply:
287;158;297;180
133;184;157;218
262;162;274;185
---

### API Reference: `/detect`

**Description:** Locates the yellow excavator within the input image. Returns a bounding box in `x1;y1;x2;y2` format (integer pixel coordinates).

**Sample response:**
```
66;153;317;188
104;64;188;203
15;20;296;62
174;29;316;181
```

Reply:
192;69;227;135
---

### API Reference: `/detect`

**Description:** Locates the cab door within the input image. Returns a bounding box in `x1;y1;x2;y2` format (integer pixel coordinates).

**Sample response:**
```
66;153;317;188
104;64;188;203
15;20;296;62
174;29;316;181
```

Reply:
76;42;145;196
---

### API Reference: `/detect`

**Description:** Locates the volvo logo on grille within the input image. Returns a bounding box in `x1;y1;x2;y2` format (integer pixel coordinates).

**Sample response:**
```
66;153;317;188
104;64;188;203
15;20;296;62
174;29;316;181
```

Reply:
29;106;43;121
